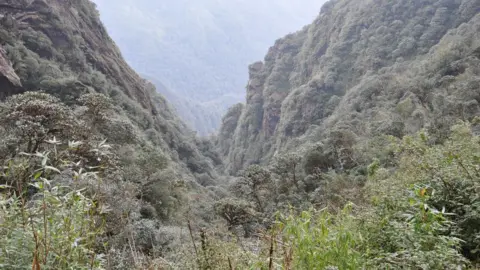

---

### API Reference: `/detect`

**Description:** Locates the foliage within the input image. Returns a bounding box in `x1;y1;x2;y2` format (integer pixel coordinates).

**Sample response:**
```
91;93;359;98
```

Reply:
208;123;479;269
0;182;103;269
214;198;258;229
248;182;468;269
79;92;114;128
141;169;187;221
171;227;255;270
0;139;107;269
366;122;480;266
273;205;362;270
239;165;274;212
0;92;78;154
0;91;121;268
364;185;468;269
303;143;337;174
373;122;480;261
271;153;302;190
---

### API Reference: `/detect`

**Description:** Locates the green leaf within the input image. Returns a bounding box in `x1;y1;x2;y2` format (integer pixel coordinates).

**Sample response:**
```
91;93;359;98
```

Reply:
33;171;42;180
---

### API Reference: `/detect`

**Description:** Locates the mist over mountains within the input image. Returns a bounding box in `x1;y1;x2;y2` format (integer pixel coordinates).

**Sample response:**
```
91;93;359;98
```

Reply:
93;0;325;134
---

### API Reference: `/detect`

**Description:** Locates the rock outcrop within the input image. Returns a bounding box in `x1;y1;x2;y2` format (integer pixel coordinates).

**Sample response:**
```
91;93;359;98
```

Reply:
217;0;480;173
0;47;21;99
0;0;158;113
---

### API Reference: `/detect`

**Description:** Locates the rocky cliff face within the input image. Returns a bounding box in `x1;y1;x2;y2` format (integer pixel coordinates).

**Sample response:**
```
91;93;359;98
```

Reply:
0;47;21;99
218;0;480;173
0;0;156;111
0;0;217;180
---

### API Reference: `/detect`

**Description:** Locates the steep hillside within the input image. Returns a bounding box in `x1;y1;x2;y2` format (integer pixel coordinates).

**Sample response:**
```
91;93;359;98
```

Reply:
0;1;222;267
218;0;480;173
93;0;326;134
205;1;480;268
0;0;217;179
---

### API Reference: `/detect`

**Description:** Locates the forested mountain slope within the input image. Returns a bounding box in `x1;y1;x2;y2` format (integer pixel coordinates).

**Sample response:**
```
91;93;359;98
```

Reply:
0;0;218;179
218;0;480;173
0;0;220;267
208;1;480;268
93;0;325;134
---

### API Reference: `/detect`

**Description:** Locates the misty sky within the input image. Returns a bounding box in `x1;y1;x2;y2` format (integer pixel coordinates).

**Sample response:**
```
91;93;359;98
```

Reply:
93;0;327;132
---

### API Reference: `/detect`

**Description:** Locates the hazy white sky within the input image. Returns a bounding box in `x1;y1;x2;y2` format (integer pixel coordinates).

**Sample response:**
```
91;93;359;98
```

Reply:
92;0;328;132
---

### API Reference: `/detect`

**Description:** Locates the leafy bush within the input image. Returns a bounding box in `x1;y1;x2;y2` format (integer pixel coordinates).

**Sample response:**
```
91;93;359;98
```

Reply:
246;182;469;269
0;143;106;269
366;121;480;266
386;122;480;261
0;92;78;155
364;185;468;269
267;205;363;270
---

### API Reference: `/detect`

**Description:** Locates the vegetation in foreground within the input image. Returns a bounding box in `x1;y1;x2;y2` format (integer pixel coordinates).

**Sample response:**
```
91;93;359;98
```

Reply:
195;121;480;269
1;91;479;269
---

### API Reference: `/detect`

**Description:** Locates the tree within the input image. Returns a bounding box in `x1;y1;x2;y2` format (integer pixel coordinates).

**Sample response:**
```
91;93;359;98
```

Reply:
240;165;273;212
271;153;302;190
0;92;78;155
214;198;257;230
136;148;169;184
326;129;357;171
303;143;336;174
78;92;114;130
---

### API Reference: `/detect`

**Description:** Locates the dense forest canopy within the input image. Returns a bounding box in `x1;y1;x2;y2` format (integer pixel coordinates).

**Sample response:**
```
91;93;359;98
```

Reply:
0;0;479;269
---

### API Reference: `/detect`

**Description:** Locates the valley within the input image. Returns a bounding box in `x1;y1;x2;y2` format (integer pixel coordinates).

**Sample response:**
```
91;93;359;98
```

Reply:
0;0;479;269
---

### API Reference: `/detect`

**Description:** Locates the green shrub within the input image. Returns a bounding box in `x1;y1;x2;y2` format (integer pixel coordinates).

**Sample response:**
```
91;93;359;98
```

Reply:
364;184;468;269
275;205;362;270
393;122;480;261
366;121;480;265
0;146;105;269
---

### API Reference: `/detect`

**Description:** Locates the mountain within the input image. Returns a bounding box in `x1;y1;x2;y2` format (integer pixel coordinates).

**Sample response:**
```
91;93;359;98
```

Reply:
0;0;218;178
209;0;480;268
0;0;220;267
92;0;326;134
218;0;480;173
1;0;480;268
